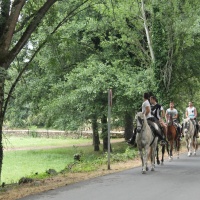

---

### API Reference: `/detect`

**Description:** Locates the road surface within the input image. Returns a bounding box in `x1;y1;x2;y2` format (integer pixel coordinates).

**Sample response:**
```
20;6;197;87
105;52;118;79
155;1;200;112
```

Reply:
20;152;200;200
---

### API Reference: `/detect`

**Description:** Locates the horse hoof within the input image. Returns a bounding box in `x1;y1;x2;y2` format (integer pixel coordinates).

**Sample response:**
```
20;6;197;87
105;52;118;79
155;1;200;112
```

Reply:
146;167;149;171
157;160;160;165
188;153;191;157
142;170;146;174
193;152;196;156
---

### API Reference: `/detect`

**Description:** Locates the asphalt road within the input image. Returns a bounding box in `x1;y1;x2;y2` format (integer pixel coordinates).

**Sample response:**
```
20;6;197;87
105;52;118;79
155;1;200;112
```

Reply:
20;152;200;200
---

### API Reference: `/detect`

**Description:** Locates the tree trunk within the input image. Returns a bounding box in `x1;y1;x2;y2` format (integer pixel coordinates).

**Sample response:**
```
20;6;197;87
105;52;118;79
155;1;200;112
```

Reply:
92;115;100;151
101;115;108;151
101;115;112;152
124;112;133;140
141;0;155;63
0;72;5;182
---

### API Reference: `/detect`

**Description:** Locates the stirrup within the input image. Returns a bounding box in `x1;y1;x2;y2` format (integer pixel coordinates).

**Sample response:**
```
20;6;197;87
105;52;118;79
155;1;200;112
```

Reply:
160;140;166;145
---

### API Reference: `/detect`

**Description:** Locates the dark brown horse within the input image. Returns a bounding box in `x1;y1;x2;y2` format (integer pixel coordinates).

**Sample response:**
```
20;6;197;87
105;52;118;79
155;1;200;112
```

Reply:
156;122;169;165
166;115;181;161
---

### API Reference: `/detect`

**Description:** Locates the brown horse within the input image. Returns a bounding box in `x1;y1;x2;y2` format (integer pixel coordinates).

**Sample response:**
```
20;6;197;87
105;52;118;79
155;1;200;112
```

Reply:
166;115;181;161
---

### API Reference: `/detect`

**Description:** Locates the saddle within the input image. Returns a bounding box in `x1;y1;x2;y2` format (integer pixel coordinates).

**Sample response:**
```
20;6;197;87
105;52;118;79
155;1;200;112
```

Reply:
147;118;163;142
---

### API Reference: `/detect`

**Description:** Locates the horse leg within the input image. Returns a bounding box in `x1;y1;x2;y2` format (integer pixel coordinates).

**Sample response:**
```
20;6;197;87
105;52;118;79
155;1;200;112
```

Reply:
156;145;160;165
169;141;173;161
139;148;145;173
166;141;170;158
188;138;193;156
175;139;180;159
193;138;197;156
185;139;190;156
143;146;149;173
161;145;165;165
151;144;157;171
195;140;199;155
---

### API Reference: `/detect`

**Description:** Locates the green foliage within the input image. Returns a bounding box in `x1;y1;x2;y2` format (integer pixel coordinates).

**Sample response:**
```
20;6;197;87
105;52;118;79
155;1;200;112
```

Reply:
28;126;38;138
4;0;200;130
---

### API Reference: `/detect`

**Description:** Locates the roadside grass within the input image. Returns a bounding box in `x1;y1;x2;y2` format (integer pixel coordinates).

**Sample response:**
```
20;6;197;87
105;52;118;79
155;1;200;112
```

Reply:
3;135;92;149
2;139;138;184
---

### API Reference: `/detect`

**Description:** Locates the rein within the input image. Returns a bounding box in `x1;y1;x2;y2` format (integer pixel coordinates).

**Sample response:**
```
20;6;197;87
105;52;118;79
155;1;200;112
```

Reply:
137;116;144;132
150;134;156;146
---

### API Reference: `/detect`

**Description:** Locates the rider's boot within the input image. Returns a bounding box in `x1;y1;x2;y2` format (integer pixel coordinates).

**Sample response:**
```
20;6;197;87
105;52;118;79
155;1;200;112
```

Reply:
196;125;199;138
157;132;167;145
156;126;167;145
127;128;137;145
160;137;168;145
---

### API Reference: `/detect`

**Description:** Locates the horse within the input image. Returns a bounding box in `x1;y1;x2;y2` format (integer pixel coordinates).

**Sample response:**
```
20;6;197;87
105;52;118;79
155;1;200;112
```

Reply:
166;115;181;161
182;118;198;156
135;112;158;174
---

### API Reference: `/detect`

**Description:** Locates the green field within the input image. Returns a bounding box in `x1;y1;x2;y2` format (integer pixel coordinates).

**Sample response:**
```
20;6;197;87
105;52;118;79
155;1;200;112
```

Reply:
3;136;92;149
2;136;135;184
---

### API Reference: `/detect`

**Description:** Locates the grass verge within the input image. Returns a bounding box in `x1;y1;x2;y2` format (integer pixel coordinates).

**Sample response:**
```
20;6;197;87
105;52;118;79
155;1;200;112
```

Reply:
3;136;92;149
2;139;137;184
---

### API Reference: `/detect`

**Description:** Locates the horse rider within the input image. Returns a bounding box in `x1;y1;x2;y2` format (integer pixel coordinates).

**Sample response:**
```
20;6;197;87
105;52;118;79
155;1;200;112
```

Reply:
150;96;167;137
185;101;199;138
127;93;166;145
165;101;182;140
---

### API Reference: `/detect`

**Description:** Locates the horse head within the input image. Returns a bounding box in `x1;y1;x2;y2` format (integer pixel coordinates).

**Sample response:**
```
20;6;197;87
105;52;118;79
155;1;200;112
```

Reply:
167;113;173;126
135;112;145;133
183;118;190;134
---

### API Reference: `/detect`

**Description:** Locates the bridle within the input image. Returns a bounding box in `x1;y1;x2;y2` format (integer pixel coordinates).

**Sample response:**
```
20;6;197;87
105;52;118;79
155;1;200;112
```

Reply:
136;116;144;133
167;114;174;126
184;120;190;132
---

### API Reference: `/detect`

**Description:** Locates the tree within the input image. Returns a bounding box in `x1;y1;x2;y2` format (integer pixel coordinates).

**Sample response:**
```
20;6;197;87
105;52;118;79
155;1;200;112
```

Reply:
0;0;93;181
5;0;157;149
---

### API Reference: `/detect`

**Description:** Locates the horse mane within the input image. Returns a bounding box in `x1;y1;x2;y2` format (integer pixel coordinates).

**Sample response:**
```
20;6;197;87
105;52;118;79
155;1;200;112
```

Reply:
184;117;190;121
183;117;192;124
137;112;146;120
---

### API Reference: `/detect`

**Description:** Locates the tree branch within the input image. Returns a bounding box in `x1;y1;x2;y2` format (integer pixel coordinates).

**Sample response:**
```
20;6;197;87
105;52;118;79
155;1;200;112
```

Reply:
1;0;26;51
0;0;11;37
6;0;57;68
140;0;155;63
3;0;93;116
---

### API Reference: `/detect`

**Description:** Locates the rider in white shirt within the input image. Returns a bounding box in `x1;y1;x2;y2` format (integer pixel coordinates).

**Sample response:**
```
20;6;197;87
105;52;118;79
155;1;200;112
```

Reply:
185;101;199;138
127;93;166;145
165;101;182;139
